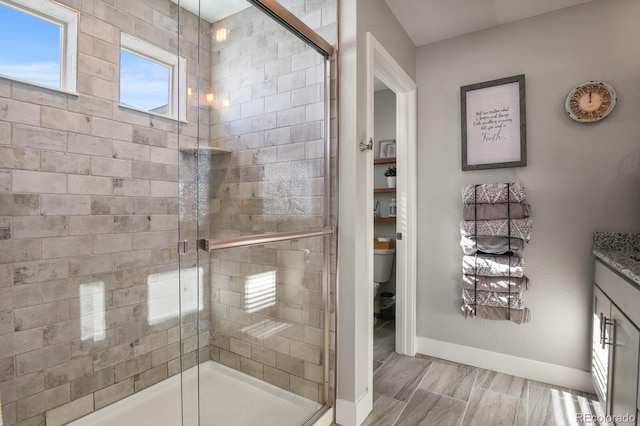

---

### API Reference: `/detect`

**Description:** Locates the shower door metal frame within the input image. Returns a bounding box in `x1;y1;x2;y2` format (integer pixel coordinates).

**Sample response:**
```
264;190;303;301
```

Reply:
194;0;336;420
249;0;335;57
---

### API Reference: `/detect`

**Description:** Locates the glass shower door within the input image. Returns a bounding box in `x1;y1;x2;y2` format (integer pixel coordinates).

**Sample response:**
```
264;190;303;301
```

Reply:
197;235;331;425
174;1;211;424
176;0;335;425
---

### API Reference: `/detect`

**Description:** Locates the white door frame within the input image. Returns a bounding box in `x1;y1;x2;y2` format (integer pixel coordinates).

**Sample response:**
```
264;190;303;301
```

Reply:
366;31;417;384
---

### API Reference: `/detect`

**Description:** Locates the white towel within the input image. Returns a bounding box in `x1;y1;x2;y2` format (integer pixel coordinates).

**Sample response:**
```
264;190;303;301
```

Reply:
462;254;525;278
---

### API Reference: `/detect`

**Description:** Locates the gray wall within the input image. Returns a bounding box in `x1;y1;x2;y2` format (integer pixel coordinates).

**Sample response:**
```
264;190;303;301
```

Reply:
416;0;640;371
337;0;415;411
357;1;416;82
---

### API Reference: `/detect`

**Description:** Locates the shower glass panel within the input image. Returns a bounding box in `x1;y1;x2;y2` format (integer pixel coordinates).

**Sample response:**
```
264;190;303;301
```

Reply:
202;237;327;425
176;0;334;425
206;13;328;238
174;2;210;425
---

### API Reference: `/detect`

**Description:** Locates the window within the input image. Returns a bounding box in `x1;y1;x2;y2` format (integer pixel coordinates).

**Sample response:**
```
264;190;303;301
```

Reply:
120;33;186;120
0;0;78;91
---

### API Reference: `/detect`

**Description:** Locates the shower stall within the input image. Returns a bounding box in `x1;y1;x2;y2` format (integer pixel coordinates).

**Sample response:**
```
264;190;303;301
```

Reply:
0;0;336;425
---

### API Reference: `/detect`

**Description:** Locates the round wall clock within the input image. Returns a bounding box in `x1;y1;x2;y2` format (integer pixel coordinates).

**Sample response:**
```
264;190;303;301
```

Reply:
565;81;617;123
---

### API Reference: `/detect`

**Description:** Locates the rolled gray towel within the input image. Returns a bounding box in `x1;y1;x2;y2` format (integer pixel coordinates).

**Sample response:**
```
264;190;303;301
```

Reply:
462;203;531;220
461;304;531;324
460;218;532;241
462;289;524;309
462;182;526;204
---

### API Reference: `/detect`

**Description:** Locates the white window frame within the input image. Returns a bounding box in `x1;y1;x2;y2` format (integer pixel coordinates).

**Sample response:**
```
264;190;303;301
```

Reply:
0;0;78;93
120;33;187;121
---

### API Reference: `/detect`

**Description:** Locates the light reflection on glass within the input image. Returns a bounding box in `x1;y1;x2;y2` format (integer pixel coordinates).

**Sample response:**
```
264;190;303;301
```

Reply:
215;27;229;43
80;282;106;342
240;319;290;340
244;271;276;313
148;267;204;325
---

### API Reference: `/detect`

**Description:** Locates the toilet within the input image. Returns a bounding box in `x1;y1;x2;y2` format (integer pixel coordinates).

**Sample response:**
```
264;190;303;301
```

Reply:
373;248;395;301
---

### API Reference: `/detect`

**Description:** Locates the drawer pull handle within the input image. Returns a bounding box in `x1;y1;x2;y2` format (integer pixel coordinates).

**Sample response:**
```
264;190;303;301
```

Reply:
601;315;615;350
599;312;605;347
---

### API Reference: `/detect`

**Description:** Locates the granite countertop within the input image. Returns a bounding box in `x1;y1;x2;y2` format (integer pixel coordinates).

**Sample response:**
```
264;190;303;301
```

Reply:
592;232;640;287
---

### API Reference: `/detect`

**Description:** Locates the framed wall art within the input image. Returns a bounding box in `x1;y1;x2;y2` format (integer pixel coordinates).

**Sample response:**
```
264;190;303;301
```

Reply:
378;140;395;158
385;142;396;158
461;74;527;171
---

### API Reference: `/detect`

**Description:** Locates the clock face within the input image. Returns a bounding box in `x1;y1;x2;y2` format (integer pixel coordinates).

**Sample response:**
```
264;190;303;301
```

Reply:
565;82;616;122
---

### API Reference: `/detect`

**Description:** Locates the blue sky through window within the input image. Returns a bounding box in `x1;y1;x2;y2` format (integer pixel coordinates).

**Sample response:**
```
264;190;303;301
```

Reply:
120;49;170;113
2;3;176;115
0;3;61;87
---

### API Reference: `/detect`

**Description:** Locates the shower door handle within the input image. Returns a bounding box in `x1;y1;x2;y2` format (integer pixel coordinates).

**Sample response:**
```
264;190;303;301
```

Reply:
198;227;334;252
177;240;188;254
359;138;373;152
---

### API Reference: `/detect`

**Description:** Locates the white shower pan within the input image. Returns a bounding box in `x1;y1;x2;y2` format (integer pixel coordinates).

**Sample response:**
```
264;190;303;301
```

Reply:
70;360;321;426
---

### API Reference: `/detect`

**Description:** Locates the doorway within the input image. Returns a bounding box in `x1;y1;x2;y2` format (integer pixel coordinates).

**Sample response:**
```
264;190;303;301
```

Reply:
366;31;418;399
372;82;398;370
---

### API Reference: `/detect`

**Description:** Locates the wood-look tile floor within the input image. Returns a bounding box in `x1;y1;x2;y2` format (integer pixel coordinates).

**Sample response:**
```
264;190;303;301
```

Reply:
334;320;604;426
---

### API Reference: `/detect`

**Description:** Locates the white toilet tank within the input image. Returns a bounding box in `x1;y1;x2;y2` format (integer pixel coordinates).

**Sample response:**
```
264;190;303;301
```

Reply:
373;248;395;283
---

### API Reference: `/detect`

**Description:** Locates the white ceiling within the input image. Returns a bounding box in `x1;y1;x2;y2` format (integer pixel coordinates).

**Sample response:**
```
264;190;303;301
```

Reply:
171;0;249;23
174;0;598;47
384;0;596;47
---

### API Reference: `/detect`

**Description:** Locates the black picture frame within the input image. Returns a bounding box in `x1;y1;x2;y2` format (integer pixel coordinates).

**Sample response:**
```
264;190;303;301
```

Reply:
461;74;527;171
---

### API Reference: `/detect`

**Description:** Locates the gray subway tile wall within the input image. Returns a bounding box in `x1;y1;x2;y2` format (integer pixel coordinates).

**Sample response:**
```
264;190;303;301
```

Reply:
0;0;208;423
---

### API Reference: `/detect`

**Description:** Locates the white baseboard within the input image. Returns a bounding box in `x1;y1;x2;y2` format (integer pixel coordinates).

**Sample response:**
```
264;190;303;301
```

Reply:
416;336;594;393
312;407;334;426
335;390;373;426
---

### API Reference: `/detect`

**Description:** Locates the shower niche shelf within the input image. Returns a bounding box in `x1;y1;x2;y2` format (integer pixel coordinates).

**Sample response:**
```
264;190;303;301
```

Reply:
179;147;232;154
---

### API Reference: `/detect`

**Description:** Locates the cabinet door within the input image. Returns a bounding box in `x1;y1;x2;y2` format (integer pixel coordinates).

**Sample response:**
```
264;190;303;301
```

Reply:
610;303;640;422
593;285;611;406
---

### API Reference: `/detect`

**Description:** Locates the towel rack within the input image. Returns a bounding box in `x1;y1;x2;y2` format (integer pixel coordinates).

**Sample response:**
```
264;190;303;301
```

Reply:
460;183;532;324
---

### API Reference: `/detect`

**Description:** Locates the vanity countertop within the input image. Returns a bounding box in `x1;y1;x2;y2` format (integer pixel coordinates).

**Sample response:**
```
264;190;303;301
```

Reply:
592;232;640;288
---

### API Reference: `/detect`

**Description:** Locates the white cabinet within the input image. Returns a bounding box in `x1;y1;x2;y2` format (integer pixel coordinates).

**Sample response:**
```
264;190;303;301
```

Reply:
592;260;640;423
592;285;610;404
610;304;639;420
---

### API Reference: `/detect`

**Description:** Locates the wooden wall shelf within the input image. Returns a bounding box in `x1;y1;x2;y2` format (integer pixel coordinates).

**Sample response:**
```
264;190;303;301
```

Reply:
374;217;396;223
374;157;396;165
374;188;396;193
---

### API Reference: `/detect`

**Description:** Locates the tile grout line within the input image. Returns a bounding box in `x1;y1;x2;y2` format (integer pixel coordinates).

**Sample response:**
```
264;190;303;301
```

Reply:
526;379;531;426
465;383;530;426
391;359;434;426
457;366;481;426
